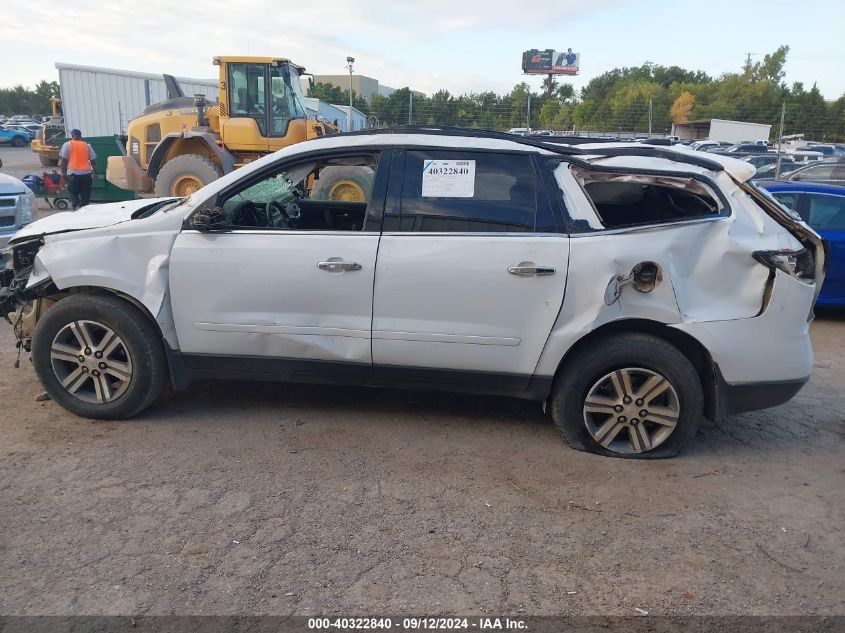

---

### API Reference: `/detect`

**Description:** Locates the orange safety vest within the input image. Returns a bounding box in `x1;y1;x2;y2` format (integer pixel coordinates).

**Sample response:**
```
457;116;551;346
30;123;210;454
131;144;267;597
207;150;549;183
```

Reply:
67;139;92;172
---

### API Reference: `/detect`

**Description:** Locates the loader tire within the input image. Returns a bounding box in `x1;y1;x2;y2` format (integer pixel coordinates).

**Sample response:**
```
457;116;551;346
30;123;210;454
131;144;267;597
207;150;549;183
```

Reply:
311;166;372;202
154;154;222;197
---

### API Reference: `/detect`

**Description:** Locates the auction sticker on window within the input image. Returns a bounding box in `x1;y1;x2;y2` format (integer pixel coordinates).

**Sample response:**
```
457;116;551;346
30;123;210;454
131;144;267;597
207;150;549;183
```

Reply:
421;160;476;197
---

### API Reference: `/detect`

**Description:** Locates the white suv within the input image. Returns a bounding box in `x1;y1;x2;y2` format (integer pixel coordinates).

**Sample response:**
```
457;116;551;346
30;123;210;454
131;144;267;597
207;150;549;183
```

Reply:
0;173;36;249
0;129;826;458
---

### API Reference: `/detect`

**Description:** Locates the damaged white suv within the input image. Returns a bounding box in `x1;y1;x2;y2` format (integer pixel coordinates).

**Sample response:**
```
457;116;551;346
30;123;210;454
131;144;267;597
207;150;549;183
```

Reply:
0;128;826;458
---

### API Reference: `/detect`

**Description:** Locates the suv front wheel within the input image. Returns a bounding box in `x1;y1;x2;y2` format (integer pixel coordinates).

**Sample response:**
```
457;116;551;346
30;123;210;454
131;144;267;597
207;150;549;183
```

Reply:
31;294;166;419
550;333;703;458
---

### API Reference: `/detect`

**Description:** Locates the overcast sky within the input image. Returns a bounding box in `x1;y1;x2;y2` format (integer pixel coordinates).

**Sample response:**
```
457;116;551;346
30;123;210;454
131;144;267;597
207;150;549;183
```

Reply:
2;0;843;99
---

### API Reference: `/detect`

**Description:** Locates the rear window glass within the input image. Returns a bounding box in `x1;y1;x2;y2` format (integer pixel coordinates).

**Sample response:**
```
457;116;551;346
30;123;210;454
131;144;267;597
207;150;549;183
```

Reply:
572;167;721;229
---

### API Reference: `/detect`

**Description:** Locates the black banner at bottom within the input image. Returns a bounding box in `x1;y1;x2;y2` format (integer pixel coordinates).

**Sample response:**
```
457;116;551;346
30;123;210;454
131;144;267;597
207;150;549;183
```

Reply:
0;616;843;633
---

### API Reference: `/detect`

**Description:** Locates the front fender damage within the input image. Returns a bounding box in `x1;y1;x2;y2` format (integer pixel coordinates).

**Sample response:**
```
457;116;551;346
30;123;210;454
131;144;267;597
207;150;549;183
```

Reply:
1;220;181;358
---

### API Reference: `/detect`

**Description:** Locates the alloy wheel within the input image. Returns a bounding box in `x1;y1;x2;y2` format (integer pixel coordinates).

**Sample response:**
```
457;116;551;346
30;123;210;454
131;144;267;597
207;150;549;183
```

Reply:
582;367;680;454
49;320;133;404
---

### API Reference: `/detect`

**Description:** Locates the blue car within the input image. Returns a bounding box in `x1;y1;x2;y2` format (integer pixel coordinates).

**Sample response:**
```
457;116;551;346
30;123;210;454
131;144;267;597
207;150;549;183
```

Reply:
759;180;844;307
0;125;30;148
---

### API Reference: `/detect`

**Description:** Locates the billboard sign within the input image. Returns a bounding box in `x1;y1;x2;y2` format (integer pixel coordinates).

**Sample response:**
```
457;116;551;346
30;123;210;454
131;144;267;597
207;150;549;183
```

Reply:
522;48;580;75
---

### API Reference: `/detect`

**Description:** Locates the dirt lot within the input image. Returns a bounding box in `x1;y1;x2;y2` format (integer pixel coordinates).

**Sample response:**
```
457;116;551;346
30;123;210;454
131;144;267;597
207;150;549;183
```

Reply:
0;146;42;181
0;310;842;617
1;145;844;616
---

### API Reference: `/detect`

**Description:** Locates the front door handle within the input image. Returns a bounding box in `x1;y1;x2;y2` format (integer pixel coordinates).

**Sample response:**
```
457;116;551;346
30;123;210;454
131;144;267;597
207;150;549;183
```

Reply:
318;259;362;272
508;264;556;276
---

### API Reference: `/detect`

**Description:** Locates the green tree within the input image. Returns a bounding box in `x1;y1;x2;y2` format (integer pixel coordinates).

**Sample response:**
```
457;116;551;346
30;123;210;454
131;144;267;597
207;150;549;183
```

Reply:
307;82;344;103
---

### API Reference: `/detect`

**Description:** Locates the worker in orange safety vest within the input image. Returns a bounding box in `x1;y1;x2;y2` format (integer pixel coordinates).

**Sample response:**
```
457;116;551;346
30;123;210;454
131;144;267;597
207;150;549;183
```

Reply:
59;129;97;210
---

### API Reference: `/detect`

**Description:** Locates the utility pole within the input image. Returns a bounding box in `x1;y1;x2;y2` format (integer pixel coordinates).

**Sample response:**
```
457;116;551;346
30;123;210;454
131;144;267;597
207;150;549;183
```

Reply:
409;91;413;125
527;92;531;132
648;98;653;136
775;101;786;178
345;56;355;133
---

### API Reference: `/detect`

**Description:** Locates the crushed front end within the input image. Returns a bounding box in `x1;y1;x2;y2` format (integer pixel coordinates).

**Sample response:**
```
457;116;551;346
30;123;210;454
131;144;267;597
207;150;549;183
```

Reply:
0;238;59;356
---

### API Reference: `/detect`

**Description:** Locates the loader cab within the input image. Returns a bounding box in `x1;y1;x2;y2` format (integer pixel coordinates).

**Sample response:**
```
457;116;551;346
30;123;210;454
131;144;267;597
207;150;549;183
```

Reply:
216;57;309;153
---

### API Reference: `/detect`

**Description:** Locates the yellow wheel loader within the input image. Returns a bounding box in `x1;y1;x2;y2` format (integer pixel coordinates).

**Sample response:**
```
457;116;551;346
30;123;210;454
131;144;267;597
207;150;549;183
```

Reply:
31;97;64;167
107;57;342;197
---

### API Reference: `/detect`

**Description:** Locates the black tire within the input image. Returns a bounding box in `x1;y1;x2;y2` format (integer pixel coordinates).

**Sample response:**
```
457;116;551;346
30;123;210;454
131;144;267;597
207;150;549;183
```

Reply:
153;154;221;197
39;155;59;167
550;333;703;459
31;294;167;420
12;135;26;148
53;198;69;210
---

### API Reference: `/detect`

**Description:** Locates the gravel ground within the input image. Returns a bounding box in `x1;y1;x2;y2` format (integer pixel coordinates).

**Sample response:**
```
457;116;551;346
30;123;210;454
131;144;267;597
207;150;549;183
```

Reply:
0;314;843;616
0;146;42;181
1;144;844;617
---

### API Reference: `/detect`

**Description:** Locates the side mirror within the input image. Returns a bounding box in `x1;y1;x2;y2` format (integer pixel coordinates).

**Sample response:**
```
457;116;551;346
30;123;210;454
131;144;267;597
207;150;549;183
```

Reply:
189;206;228;232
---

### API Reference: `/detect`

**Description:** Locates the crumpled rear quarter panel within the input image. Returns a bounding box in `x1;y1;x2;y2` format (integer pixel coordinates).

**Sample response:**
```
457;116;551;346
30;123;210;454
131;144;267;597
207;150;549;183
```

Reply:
534;168;807;377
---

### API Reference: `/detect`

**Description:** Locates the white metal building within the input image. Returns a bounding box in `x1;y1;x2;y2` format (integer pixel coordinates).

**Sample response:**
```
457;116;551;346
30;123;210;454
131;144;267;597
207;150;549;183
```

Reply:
303;98;348;130
56;63;218;137
333;105;368;132
303;98;367;133
671;118;772;143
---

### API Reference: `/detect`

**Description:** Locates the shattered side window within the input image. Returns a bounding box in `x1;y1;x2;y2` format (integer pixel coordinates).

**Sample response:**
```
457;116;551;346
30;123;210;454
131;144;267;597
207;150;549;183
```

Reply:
572;167;721;229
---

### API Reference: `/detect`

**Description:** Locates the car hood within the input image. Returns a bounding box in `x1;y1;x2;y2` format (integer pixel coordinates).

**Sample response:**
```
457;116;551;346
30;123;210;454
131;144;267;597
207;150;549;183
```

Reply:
10;197;176;242
0;173;29;195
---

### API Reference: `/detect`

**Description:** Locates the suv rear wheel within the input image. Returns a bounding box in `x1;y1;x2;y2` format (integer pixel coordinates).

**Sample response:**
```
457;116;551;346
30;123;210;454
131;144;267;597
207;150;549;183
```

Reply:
31;294;167;419
550;333;703;458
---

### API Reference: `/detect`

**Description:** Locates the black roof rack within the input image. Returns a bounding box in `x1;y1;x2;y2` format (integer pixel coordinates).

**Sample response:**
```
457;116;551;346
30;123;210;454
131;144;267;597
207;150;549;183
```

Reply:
337;125;726;172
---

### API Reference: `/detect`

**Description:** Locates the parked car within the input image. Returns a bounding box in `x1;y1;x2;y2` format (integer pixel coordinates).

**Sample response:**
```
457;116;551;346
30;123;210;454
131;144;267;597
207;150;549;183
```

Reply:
780;160;845;186
701;143;733;152
0;174;36;248
0;125;30;148
690;140;721;151
807;145;836;158
751;160;797;180
759;180;844;307
0;129;826;458
3;124;35;140
722;143;770;154
789;150;826;162
744;154;780;167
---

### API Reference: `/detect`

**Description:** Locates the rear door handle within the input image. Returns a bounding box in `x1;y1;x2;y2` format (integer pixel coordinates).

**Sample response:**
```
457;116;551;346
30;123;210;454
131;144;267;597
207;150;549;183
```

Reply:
318;259;362;272
508;264;556;276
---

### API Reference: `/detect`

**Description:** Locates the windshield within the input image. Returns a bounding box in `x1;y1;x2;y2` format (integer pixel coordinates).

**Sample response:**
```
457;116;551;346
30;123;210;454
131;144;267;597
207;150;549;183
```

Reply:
269;64;307;136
